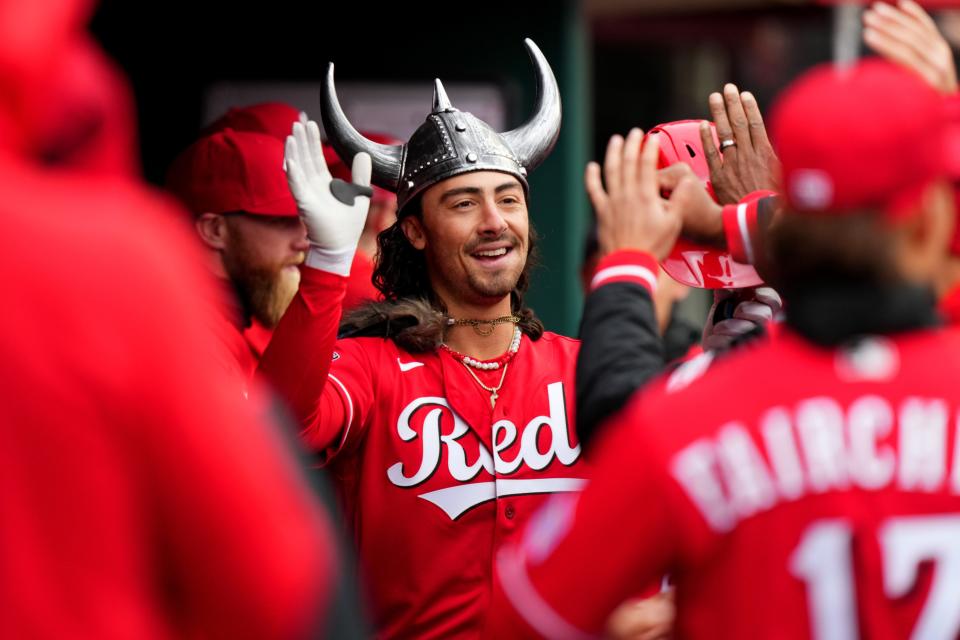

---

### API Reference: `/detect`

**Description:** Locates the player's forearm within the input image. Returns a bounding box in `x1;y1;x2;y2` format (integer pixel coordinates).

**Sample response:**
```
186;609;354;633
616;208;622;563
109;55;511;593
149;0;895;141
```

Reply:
577;250;665;450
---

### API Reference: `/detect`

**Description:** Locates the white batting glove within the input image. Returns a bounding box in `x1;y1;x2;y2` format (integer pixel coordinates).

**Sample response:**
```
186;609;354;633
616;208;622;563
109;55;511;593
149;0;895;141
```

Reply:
702;286;782;351
284;120;372;275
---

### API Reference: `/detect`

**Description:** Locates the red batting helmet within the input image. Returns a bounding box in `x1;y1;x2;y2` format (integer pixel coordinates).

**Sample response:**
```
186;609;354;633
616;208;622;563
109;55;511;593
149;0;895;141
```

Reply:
647;120;763;289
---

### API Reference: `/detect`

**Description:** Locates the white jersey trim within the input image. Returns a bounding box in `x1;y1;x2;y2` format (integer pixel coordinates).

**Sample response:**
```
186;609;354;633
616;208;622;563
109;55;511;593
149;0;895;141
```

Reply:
328;373;354;450
590;264;657;293
736;202;755;265
497;543;599;640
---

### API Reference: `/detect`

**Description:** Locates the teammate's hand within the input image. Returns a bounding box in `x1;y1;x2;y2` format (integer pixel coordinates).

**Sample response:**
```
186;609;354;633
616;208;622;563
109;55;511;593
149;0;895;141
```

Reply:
585;128;682;261
702;286;782;352
604;591;674;640
864;0;959;94
702;85;781;205
284;120;373;275
658;161;725;246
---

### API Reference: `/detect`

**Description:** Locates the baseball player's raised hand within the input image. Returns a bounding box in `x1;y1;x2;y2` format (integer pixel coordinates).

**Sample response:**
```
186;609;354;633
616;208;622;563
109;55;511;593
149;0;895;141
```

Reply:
701;85;781;205
585;128;682;261
284;120;373;275
657;161;725;246
864;0;958;94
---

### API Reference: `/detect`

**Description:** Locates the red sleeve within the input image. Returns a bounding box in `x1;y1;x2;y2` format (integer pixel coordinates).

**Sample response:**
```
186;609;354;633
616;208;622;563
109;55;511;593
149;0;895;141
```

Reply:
589;249;659;296
722;190;778;264
258;265;357;455
118;208;336;638
489;406;678;639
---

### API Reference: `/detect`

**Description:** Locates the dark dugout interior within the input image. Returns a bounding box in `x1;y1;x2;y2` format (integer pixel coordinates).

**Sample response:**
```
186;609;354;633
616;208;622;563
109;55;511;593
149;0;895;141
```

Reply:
90;0;835;334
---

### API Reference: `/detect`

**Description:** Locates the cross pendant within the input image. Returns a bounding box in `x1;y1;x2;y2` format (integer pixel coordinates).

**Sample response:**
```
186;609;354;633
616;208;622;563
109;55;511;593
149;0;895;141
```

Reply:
489;391;498;409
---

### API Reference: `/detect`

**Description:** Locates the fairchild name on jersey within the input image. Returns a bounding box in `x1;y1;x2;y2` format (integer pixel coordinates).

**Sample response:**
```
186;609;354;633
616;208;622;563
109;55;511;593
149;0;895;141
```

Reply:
673;394;960;533
386;382;586;519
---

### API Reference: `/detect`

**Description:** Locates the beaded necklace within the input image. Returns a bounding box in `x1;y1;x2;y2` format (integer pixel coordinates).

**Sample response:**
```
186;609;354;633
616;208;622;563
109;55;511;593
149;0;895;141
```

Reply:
440;326;522;371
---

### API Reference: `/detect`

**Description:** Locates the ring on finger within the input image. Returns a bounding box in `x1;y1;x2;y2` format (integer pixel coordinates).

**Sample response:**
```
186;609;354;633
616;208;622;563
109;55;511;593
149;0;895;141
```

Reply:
720;139;737;151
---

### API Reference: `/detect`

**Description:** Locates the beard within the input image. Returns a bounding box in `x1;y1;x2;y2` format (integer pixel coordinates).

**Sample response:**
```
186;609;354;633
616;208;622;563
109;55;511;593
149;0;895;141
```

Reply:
463;266;520;299
459;233;526;300
222;244;302;328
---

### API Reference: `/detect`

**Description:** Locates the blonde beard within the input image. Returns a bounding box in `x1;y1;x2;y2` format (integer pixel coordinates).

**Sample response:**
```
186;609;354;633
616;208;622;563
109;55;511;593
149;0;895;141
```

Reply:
251;267;300;328
223;250;303;329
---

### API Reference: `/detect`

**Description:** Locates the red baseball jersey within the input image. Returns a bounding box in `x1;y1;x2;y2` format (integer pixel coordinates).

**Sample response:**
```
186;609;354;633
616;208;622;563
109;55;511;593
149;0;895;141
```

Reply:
940;284;960;326
0;156;335;639
260;266;589;639
213;301;260;396
244;316;275;360
493;327;960;639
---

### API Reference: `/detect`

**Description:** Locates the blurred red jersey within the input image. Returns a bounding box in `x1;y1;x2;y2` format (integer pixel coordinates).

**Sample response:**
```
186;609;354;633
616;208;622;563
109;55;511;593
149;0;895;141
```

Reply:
0;157;334;639
494;327;960;639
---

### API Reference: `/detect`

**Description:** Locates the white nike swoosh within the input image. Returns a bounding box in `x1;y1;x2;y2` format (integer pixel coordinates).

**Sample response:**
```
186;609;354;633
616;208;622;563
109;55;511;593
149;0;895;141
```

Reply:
397;358;425;372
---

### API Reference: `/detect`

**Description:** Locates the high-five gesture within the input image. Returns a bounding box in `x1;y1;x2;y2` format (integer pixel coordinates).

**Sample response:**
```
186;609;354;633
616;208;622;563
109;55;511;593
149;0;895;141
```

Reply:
864;0;959;94
700;85;781;205
585;128;682;260
284;120;373;275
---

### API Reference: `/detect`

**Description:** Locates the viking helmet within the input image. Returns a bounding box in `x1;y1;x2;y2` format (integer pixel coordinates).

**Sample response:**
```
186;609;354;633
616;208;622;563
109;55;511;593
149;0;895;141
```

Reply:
321;38;561;214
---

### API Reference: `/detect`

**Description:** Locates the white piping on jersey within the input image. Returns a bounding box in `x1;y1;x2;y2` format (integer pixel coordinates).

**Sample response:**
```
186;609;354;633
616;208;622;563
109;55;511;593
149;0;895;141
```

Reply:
736;202;755;265
665;351;715;394
328;373;354;450
496;543;599;640
590;264;658;293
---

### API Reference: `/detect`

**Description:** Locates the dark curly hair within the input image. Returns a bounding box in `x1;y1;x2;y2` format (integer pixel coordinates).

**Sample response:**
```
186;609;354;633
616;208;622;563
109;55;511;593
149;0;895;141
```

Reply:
340;195;544;350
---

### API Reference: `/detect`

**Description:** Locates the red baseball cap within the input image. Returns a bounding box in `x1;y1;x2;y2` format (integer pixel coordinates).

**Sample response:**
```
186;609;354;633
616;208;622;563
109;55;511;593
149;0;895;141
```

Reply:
323;131;401;205
648;120;764;289
202;102;301;141
772;58;960;220
165;129;298;217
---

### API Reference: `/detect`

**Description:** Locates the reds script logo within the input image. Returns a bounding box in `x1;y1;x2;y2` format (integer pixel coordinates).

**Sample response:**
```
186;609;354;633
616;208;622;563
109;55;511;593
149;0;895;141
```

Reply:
386;381;586;519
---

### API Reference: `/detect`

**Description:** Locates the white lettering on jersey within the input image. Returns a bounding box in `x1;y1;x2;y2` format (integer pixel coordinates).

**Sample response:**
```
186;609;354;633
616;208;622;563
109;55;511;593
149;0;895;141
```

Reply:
716;422;777;519
899;397;948;492
671;440;735;533
847;395;895;490
386;382;585;519
671;395;960;533
796;397;850;493
761;407;806;501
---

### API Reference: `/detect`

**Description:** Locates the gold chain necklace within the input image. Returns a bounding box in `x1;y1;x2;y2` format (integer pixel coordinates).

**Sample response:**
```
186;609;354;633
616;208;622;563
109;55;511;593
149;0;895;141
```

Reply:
462;362;509;409
446;314;520;337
